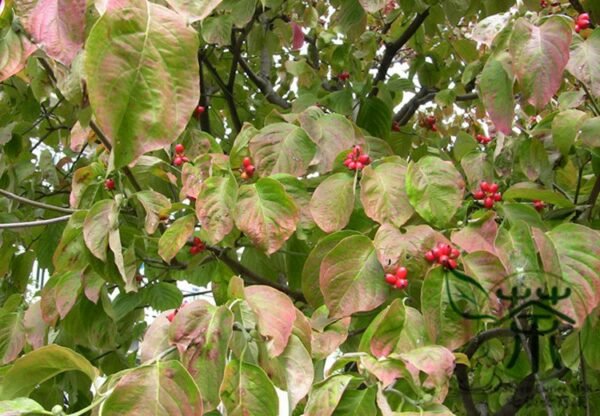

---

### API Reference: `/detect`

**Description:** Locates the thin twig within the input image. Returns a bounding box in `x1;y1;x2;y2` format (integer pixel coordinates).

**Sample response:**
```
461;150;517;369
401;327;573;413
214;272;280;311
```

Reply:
580;82;600;116
0;189;76;213
0;215;72;229
238;56;291;109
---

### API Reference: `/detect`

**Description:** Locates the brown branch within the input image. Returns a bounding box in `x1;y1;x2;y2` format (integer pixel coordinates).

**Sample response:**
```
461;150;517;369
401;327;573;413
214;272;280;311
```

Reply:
494;374;537;416
198;57;211;134
238;56;291;109
371;8;430;96
0;189;76;214
202;55;243;133
587;174;600;220
393;89;479;125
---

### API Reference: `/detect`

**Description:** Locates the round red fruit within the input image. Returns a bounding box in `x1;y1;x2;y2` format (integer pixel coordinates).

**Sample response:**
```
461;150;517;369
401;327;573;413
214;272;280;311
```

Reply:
493;192;502;202
194;105;205;118
348;161;357;170
473;190;485;200
432;247;441;258
480;181;490;192
533;200;545;211
385;273;397;285
396;266;408;279
395;279;408;289
104;178;115;191
243;157;252;167
447;259;458;270
190;245;200;255
484;197;494;209
175;144;185;154
489;183;499;193
355;162;364;170
193;237;201;246
425;251;436;262
241;171;249;180
450;248;460;259
437;243;451;256
439;255;449;265
245;165;256;176
173;156;184;166
358;154;371;165
575;24;581;33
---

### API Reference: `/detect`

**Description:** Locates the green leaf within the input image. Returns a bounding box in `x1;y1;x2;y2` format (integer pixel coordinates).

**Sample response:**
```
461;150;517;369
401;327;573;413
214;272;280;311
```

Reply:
360;158;414;227
479;56;514;134
166;0;224;22
136;190;172;235
202;15;233;46
509;17;571;108
0;398;48;416
302;231;360;307
102;360;203;415
356;97;392;141
0;27;36;83
195;175;237;245
144;282;183;311
320;235;386;319
552;109;588;156
0;345;97;400
245;285;295;357
358;0;385;13
332;385;377;416
279;334;314;411
249;123;317;177
40;271;82;325
359;298;405;358
234;178;299;254
406;156;465;228
310;173;355;233
503;182;575;208
579;117;600;148
85;0;200;168
566;28;600;97
0;311;25;365
158;214;196;263
495;220;540;275
83;199;118;261
304;375;353;416
219;359;278;416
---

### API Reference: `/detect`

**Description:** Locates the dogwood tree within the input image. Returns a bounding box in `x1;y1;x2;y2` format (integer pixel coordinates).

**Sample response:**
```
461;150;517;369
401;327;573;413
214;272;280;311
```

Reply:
0;0;599;415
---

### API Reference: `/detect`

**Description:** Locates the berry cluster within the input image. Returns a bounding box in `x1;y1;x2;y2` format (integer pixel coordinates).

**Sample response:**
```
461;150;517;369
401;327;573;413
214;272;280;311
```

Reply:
533;200;545;212
338;71;350;82
166;302;187;322
425;242;460;270
104;178;115;191
194;105;206;119
173;144;190;166
476;134;492;145
421;115;438;132
385;266;409;289
241;157;256;180
540;0;547;8
575;13;591;33
473;181;502;209
189;237;205;255
343;145;371;171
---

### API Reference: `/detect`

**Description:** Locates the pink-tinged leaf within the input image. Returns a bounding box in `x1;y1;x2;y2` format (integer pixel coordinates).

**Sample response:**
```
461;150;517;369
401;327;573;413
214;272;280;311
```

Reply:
471;12;511;46
169;300;213;354
158;214;196;263
108;229;137;292
95;0;129;14
234;178;299;254
24;0;86;65
139;313;171;362
364;299;406;358
81;270;104;304
181;163;204;200
219;359;279;416
291;22;305;50
360;158;414;227
302;231;360;307
85;0;200;168
494;221;540;275
40;271;82;325
102;360;203;416
304;375;353;416
83;199;118;261
421;267;476;350
69;162;104;209
395;306;431;353
280;335;314;411
292;308;313;353
0;311;26;364
165;0;224;22
136;190;172;235
398;346;455;403
567;29;600;97
310;173;355;233
358;0;386;13
509;18;571;109
462;251;509;318
310;306;351;360
360;356;406;387
195;175;237;245
69;121;89;152
479;56;514;134
0;28;36;82
451;213;498;254
23;301;47;349
245;285;296;357
249;123;316;177
320;235;387;319
544;224;600;328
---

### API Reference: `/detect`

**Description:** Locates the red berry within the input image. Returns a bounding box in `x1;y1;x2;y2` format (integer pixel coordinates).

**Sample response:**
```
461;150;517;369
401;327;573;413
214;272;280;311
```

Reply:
473;190;485;200
533;200;545;212
166;310;177;322
358;154;371;165
355;162;364;170
450;248;460;259
190;245;200;255
396;266;408;279
489;183;499;193
182;156;189;163
484;197;494;209
493;192;502;202
104;178;115;191
446;259;458;270
480;181;490;192
194;105;205;118
392;122;401;132
243;157;252;167
175;144;185;154
193;237;201;246
135;274;143;283
395;279;408;289
430;124;438;132
245;165;256;176
437;243;451;256
431;247;441;259
338;71;350;81
438;255;450;266
575;24;581;33
173;156;184;166
425;251;436;262
385;273;397;285
348;161;357;170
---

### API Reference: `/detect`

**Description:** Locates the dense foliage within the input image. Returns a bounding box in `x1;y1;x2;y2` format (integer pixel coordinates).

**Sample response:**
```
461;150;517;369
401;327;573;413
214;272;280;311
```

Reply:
1;0;600;415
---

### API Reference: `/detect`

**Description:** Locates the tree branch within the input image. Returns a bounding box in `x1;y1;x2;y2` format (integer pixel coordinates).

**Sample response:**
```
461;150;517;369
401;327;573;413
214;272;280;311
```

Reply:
202;54;243;133
0;189;76;214
393;89;479;125
238;56;291;109
207;246;305;302
198;57;211;134
494;374;537;416
371;9;430;96
0;215;72;229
